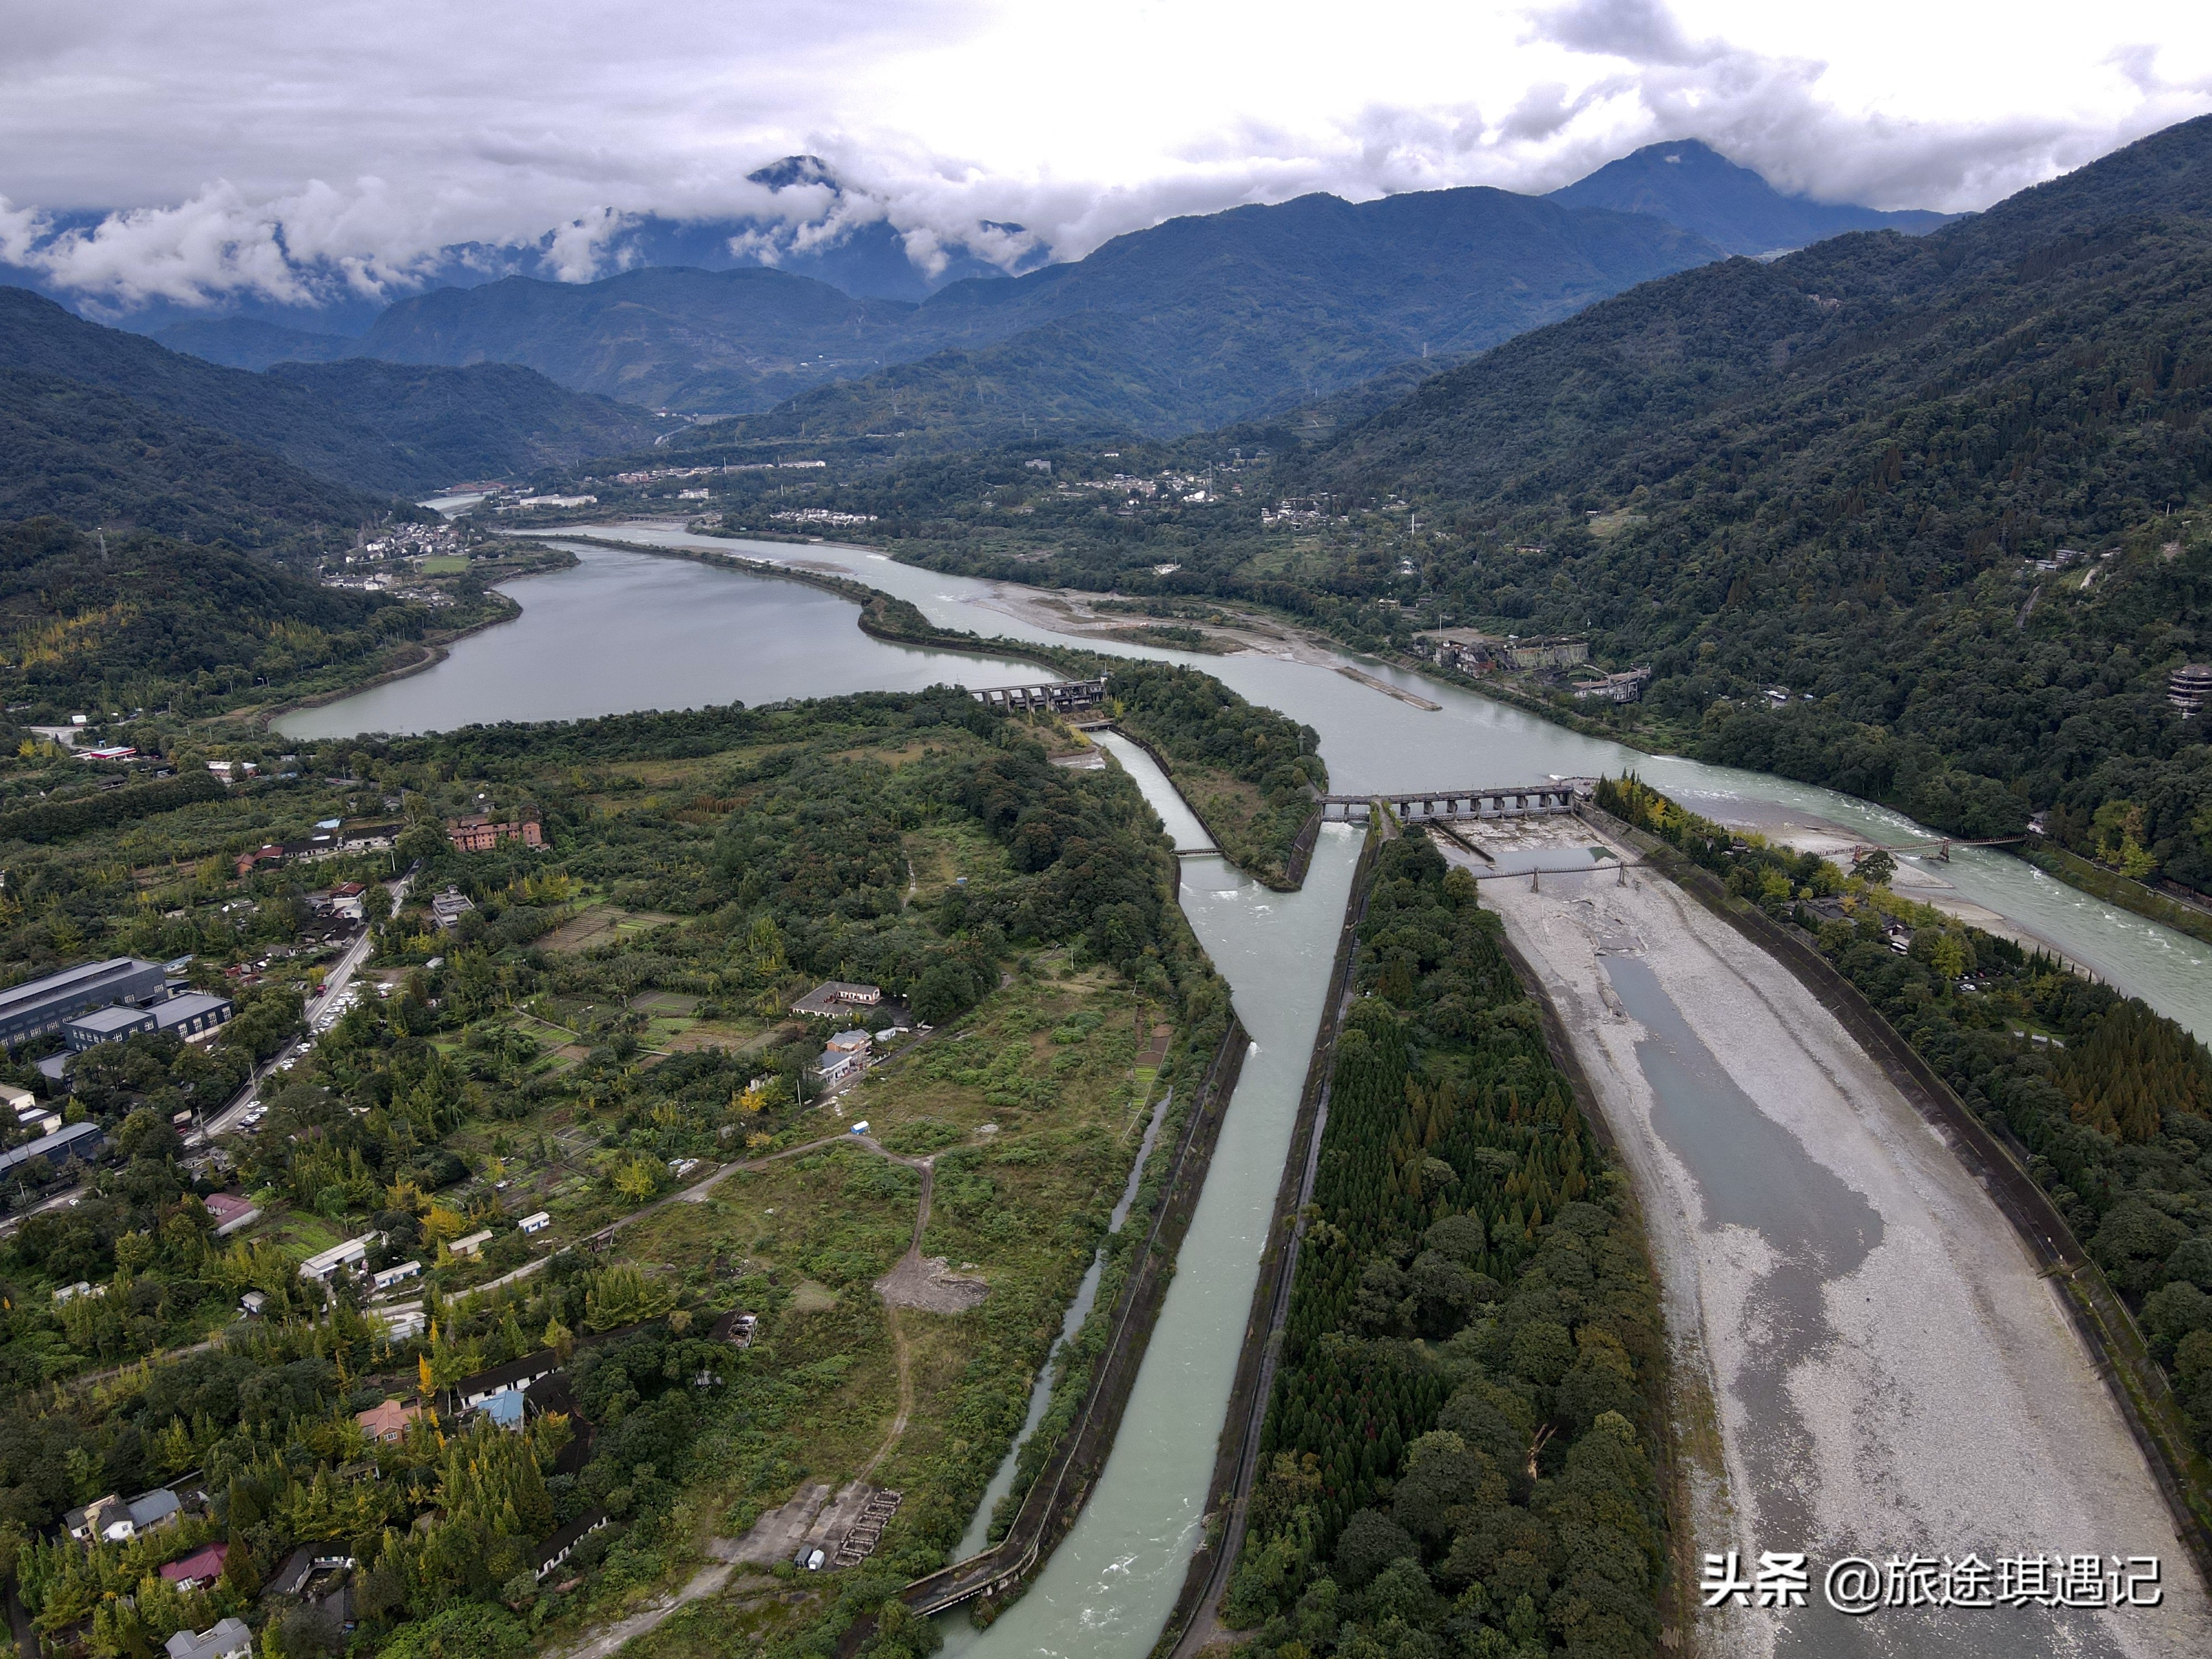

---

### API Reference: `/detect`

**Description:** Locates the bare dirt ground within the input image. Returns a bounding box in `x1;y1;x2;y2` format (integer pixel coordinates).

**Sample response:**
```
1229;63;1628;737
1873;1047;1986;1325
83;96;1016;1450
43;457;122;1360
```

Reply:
1446;818;2211;1659
873;1157;990;1312
875;1254;990;1313
727;1481;833;1566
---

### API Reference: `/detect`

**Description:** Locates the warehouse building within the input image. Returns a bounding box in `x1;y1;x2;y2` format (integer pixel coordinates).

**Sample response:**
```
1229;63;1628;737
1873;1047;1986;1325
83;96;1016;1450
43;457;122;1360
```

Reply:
0;959;168;1048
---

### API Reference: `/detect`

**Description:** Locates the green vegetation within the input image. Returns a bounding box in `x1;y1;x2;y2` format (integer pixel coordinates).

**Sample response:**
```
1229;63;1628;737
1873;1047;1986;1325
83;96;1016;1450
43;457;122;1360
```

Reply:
0;519;489;729
1598;775;2212;1470
1105;662;1324;886
1225;834;1666;1659
0;683;1232;1659
0;286;668;500
1274;116;2212;882
0;370;392;549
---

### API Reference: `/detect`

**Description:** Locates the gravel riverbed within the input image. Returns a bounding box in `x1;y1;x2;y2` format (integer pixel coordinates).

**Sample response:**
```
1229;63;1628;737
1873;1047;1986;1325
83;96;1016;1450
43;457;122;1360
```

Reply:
1448;818;2209;1659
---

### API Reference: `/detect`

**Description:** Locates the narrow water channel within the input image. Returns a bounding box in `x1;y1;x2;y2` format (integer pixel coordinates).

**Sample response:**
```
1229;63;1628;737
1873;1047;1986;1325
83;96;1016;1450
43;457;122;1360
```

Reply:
293;522;2212;1653
937;738;1361;1657
950;1072;1177;1565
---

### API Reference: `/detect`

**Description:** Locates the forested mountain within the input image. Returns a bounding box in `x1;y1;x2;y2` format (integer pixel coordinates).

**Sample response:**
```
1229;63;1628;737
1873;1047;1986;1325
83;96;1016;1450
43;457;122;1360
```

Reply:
349;267;919;413
695;189;1722;442
0;288;668;495
290;188;1715;436
152;316;359;371
1548;139;1955;255
0;371;390;547
1258;113;2212;879
0;518;428;713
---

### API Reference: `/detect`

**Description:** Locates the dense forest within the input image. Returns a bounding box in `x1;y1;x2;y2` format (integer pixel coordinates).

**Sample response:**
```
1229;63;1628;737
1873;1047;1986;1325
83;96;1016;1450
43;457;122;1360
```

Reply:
1225;834;1666;1659
1282;116;2212;881
0;372;391;547
1597;776;2212;1471
0;520;501;728
0;286;667;499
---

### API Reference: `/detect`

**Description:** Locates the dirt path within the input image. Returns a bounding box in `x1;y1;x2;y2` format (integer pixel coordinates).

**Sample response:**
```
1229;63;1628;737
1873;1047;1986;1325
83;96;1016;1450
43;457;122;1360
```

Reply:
859;1306;915;1486
541;1561;739;1659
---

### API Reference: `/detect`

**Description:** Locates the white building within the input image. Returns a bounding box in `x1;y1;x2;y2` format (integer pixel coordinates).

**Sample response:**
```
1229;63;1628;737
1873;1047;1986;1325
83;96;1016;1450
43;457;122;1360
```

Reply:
299;1234;378;1282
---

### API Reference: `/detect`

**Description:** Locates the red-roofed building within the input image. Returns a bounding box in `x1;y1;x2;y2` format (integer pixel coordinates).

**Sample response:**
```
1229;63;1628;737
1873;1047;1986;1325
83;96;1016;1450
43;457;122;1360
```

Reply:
201;1193;260;1237
446;815;543;853
160;1542;229;1590
354;1399;429;1444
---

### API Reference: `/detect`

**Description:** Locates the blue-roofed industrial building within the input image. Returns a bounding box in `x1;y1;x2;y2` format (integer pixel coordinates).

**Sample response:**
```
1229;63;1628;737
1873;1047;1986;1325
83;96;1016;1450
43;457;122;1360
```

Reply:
0;959;168;1048
0;1120;103;1180
64;991;233;1052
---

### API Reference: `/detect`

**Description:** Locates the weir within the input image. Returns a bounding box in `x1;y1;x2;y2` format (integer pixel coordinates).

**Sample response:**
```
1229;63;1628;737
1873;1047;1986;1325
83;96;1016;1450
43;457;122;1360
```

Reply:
966;676;1109;712
1316;778;1593;822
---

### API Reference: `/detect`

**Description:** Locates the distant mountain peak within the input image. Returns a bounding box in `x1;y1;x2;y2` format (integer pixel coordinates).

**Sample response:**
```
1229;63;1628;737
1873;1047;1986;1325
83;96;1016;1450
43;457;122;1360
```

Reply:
1550;139;1954;256
747;155;841;195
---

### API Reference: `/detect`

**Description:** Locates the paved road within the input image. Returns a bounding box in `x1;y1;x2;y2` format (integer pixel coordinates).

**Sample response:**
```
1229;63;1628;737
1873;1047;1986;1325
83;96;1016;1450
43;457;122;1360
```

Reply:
190;869;414;1146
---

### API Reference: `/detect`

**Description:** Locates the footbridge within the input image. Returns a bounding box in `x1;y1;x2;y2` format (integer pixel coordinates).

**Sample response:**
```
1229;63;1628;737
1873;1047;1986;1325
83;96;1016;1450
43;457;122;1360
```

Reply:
1317;779;1595;825
968;676;1109;713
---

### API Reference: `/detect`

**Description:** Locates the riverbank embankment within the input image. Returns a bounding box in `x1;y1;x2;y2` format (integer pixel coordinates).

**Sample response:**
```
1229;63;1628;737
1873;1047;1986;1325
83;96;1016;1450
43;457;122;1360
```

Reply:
1585;801;2212;1589
1152;825;1379;1657
1451;814;2210;1657
886;1015;1251;1627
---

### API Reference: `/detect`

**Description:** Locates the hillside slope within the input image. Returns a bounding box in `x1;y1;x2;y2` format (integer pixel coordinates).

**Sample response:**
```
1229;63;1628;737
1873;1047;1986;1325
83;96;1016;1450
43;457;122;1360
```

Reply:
151;317;361;371
0;517;426;713
352;267;920;412
0;369;389;546
687;188;1722;444
0;287;667;494
1548;139;1955;254
1299;113;2212;881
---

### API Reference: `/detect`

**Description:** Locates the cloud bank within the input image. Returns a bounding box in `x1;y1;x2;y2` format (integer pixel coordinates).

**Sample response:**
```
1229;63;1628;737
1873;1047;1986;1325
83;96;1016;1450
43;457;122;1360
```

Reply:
1;0;2205;316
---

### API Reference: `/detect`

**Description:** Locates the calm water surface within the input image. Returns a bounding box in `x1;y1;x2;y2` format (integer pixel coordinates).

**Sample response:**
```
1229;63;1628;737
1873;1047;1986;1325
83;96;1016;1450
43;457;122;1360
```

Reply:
278;542;1047;739
291;524;2212;1655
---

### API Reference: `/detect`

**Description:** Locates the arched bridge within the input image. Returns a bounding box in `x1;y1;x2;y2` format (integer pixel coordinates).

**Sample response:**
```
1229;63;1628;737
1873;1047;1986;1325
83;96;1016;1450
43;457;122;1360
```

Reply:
968;676;1110;713
1318;779;1594;824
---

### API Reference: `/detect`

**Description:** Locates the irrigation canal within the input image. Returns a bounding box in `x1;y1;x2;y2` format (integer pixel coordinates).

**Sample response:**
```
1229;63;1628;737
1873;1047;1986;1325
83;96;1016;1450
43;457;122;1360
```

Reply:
283;524;2212;1655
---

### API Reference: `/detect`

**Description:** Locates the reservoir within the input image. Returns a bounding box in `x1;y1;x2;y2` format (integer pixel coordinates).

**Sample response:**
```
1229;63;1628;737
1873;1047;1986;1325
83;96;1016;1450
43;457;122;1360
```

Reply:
278;541;1047;739
289;525;2212;1653
300;523;2212;1039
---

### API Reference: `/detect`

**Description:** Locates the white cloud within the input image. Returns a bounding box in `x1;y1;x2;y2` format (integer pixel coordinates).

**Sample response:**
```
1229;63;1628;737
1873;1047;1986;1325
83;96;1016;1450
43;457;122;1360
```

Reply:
0;0;2205;313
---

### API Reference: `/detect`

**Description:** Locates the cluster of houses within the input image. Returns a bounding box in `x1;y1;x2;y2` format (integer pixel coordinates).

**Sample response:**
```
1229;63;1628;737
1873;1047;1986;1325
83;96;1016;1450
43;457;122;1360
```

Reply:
234;821;400;875
40;1322;777;1659
1411;628;1653;704
789;983;912;1086
349;525;465;564
1413;628;1592;674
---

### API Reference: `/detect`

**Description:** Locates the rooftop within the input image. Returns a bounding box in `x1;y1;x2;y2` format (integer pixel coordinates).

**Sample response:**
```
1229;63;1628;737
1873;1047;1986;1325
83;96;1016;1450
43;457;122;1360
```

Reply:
0;958;163;1018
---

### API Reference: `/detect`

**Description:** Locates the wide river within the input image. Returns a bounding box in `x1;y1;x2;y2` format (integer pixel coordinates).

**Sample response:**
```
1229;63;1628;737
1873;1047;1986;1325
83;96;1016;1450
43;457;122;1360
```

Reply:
284;526;2212;1655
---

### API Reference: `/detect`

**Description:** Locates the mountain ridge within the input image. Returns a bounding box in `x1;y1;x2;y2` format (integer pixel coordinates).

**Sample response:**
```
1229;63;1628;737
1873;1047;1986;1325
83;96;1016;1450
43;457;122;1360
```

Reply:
0;286;670;496
1547;138;1956;254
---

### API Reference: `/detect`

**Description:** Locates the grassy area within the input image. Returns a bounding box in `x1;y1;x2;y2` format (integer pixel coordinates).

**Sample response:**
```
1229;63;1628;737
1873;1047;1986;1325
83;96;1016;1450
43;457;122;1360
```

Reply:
579;966;1162;1625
